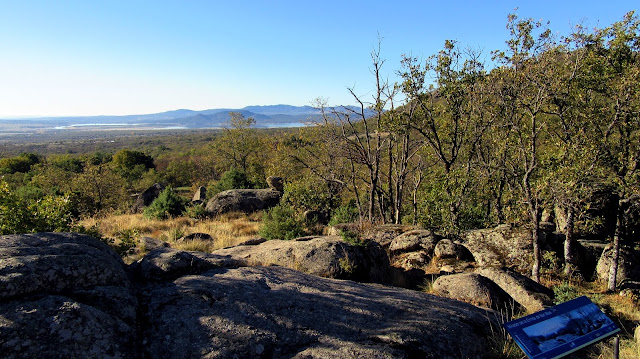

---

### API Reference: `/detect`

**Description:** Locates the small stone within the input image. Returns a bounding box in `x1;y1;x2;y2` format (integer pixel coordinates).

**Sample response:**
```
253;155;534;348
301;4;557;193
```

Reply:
255;344;265;355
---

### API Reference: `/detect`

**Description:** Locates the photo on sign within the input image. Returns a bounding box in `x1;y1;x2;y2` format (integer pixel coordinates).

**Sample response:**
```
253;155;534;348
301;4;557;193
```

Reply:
522;303;611;353
503;296;620;359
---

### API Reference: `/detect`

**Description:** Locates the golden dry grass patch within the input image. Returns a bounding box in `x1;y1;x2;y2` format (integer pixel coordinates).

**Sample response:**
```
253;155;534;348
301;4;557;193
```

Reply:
80;212;262;254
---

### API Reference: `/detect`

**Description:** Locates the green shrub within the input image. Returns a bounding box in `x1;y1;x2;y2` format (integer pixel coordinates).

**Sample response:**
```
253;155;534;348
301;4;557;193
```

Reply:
185;203;208;219
30;195;75;232
1;179;76;234
283;180;339;215
553;281;581;304
143;188;186;220
213;168;252;194
339;229;365;246
329;201;360;226
259;203;305;240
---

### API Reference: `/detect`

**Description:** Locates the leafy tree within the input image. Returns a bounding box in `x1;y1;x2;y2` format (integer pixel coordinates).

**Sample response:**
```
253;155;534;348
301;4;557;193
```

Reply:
212;112;260;174
71;164;129;215
0;153;41;174
580;12;640;290
49;154;85;173
213;168;252;194
492;13;555;282
400;40;490;231
282;179;341;217
112;149;155;184
0;179;75;234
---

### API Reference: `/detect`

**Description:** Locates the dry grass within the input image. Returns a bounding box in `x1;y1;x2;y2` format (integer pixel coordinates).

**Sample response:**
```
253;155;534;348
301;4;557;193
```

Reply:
79;212;262;259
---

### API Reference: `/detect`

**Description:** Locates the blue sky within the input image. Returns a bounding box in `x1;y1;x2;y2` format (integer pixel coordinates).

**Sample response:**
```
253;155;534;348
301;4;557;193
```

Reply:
0;1;637;118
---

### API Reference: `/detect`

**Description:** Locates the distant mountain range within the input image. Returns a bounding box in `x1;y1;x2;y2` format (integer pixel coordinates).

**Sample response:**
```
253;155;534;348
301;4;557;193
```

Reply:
0;105;373;132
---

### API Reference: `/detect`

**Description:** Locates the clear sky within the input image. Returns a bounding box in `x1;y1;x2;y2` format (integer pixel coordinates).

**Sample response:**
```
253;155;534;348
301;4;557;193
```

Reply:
0;0;637;118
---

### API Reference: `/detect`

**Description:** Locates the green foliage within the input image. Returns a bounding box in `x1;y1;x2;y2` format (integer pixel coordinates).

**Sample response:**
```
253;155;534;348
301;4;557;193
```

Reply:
0;179;76;234
49;155;85;173
339;229;365;247
0;153;41;174
13;184;44;203
30;195;76;232
161;159;199;188
112;149;154;183
259;203;305;240
71;164;129;215
553;281;581;304
87;151;112;166
143;188;186;220
329;201;360;226
283;179;339;215
213;168;252;193
0;179;30;234
185;203;208;219
542;250;560;272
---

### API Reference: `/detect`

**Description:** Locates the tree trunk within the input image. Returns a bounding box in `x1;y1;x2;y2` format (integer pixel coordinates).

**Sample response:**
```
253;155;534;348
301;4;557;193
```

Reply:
531;224;541;283
563;206;577;276
607;201;624;291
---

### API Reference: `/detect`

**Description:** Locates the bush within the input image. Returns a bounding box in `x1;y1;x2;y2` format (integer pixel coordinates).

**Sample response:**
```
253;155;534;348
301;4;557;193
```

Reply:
1;179;77;234
282;180;339;215
339;229;365;247
259;203;305;240
185;203;208;219
213;168;252;194
329;200;360;226
30;195;76;232
553;281;581;304
143;188;186;220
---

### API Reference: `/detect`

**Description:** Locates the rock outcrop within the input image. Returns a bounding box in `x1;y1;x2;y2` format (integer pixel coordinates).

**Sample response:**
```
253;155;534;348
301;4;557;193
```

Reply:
205;188;281;215
213;235;390;283
192;186;207;203
475;267;554;312
131;183;165;213
432;272;522;313
596;244;640;286
433;238;474;261
0;233;138;358
131;247;240;282
388;229;441;255
266;175;284;192
362;224;418;249
460;224;533;272
141;265;500;359
1;232;505;359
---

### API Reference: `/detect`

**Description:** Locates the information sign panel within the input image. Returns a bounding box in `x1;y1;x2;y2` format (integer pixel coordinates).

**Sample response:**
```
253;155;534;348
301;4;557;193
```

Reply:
503;296;619;359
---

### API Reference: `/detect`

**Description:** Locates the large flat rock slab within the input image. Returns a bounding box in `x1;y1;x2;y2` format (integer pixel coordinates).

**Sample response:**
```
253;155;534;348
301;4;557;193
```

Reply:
142;266;500;359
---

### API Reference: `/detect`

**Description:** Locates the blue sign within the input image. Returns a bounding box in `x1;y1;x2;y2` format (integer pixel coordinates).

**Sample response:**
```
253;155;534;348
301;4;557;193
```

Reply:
503;296;619;359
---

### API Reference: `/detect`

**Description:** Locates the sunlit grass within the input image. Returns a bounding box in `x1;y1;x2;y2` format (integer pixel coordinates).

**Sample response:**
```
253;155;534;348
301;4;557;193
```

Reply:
79;211;262;260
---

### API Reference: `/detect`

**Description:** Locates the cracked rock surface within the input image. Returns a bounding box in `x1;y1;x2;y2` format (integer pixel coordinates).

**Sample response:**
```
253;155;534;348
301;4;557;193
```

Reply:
2;232;502;358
